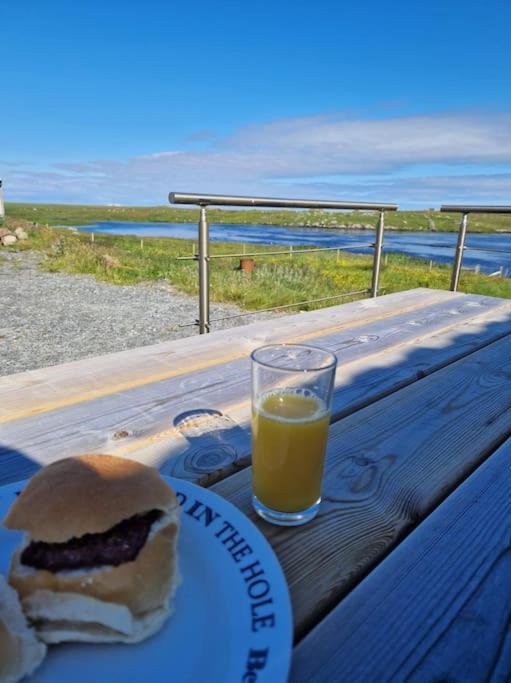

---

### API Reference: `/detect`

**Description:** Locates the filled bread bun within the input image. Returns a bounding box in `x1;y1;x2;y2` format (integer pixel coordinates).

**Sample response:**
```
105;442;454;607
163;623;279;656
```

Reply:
0;574;46;683
4;454;181;644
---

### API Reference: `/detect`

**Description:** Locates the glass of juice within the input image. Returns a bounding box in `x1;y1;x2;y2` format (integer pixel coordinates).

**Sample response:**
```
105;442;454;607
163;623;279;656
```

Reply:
251;343;337;526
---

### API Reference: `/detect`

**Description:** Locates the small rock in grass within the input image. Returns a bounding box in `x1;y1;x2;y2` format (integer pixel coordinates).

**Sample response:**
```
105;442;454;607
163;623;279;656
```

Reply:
1;234;17;246
14;227;29;240
0;228;11;238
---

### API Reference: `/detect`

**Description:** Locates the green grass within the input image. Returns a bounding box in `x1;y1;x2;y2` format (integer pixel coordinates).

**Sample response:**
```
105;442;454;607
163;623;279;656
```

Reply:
5;202;511;233
5;219;511;312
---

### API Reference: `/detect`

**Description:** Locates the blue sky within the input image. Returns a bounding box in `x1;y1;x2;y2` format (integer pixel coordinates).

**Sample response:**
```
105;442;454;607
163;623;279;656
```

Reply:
1;0;511;208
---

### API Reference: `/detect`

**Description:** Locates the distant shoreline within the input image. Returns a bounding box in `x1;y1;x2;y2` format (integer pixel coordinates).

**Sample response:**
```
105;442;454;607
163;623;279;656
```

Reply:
4;202;511;234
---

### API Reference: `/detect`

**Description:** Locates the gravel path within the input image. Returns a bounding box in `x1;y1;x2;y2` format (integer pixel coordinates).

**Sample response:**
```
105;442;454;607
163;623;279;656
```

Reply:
0;251;277;376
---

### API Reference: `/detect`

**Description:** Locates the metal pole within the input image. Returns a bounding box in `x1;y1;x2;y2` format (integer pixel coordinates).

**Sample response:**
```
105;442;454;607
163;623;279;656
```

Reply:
198;206;210;333
370;211;385;297
450;212;468;292
170;191;398;212
441;205;511;214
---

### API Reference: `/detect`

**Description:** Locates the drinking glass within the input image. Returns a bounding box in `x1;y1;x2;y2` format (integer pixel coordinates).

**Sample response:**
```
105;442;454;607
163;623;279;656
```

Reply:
251;343;337;526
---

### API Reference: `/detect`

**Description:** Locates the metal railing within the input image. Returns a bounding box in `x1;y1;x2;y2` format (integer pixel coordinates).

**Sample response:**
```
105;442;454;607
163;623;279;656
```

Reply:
169;192;398;333
440;205;511;291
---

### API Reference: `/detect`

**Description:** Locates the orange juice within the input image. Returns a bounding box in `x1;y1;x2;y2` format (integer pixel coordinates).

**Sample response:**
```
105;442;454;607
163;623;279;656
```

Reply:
252;389;330;512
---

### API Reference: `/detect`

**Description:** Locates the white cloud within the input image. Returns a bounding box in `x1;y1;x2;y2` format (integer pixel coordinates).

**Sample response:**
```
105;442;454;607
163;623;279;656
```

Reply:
285;173;511;209
3;112;511;207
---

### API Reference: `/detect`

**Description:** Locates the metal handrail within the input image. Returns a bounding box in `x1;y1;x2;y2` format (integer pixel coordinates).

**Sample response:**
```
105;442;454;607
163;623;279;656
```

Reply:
170;191;398;211
210;289;372;320
440;205;511;214
169;192;398;333
178;289;371;328
176;243;374;261
440;205;511;291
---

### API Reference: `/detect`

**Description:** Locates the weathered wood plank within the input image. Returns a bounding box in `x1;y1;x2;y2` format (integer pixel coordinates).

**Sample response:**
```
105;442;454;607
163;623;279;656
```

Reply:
212;332;511;638
0;288;460;423
291;437;511;682
2;295;510;487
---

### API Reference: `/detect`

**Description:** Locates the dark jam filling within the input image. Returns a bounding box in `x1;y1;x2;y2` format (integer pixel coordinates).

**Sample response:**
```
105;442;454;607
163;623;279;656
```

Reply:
21;509;162;572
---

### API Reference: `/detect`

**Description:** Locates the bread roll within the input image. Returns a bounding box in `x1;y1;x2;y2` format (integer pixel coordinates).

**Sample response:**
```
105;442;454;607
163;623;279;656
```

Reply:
4;454;181;644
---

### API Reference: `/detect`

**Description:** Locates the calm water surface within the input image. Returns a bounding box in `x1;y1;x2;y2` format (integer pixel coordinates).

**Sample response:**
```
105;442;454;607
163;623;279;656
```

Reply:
75;221;511;275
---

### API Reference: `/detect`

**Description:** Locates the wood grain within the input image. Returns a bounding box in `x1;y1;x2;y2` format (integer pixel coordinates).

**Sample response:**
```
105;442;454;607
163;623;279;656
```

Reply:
2;295;510;487
291;437;511;682
0;288;459;423
212;332;511;638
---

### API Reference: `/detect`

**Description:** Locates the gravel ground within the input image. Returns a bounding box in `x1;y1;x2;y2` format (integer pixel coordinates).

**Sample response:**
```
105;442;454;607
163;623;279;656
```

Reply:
0;251;277;376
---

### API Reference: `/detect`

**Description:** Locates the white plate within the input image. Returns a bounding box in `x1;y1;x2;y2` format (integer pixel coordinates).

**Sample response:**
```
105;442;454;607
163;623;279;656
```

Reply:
0;476;292;683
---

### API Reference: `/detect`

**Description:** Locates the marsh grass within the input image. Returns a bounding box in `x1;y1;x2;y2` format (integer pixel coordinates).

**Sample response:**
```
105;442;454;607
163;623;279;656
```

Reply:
9;223;509;313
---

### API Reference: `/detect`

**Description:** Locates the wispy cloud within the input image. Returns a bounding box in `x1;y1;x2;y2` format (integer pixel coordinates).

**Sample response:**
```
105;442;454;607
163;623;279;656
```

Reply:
183;129;218;143
284;173;511;209
3;112;511;207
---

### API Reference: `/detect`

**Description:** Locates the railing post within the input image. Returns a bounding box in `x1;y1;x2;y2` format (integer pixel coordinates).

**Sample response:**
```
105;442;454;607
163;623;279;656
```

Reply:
170;193;399;328
450;212;468;292
198;206;210;333
370;211;385;297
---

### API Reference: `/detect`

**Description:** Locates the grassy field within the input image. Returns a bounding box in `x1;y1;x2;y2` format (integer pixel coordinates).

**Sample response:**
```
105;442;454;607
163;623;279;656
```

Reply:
4;219;511;314
5;202;511;233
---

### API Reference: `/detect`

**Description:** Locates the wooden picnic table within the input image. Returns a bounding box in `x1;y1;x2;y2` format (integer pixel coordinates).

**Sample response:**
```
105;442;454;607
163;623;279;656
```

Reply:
2;287;511;681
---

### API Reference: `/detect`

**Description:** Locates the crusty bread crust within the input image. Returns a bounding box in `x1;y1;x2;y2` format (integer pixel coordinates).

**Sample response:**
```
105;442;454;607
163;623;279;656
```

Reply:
10;518;179;616
3;454;178;542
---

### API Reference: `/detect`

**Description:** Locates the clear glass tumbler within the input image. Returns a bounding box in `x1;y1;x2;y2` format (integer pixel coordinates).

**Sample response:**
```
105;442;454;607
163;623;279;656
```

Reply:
251;343;337;526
